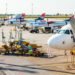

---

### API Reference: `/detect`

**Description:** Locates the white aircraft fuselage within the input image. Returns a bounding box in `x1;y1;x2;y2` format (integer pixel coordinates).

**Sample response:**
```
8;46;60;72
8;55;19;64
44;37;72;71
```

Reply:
47;24;75;50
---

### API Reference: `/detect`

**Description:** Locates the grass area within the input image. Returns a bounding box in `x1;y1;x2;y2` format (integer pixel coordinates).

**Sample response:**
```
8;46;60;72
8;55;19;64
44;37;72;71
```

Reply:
0;15;70;19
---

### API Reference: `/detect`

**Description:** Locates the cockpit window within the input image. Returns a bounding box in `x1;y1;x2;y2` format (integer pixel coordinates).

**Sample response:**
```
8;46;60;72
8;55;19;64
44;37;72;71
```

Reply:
58;30;65;34
58;30;70;34
65;30;70;34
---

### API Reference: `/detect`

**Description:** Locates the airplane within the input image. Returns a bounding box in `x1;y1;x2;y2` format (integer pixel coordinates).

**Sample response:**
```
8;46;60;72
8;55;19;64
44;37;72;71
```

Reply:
47;15;75;53
26;13;69;28
26;13;49;27
4;13;26;25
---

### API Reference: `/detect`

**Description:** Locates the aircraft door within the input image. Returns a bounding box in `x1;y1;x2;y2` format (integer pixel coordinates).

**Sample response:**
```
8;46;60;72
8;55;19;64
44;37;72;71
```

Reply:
70;30;75;42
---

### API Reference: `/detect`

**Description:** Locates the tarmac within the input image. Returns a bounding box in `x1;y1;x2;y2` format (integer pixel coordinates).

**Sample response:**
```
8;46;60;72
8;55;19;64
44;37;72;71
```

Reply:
0;25;75;75
0;55;75;75
0;70;6;75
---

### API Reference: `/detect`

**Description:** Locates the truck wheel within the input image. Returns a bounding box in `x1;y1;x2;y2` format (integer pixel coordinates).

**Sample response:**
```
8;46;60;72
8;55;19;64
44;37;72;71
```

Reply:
36;31;39;33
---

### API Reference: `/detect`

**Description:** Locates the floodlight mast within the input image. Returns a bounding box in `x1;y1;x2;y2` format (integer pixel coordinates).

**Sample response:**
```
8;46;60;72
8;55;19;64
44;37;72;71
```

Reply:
32;3;33;15
5;0;8;20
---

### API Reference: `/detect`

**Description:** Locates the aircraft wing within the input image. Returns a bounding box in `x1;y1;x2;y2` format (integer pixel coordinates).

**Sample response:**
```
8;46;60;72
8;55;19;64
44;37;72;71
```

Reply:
31;21;48;27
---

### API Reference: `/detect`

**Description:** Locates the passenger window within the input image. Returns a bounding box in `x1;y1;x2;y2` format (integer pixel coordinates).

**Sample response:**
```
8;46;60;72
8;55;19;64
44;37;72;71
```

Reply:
70;30;73;34
65;30;70;34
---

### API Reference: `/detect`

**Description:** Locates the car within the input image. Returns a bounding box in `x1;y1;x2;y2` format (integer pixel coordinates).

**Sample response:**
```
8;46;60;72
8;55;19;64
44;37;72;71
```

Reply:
30;28;39;33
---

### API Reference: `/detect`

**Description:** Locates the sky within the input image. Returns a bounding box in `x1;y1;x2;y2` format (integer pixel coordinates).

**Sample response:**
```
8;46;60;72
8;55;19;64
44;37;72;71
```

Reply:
0;0;75;15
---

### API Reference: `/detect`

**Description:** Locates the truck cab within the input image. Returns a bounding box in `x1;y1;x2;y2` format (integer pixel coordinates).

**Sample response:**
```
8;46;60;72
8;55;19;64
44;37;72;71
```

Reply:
41;27;52;33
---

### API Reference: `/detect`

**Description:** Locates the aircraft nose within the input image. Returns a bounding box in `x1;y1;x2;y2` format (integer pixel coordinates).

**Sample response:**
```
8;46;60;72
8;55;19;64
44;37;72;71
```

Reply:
47;34;73;50
47;34;64;49
47;36;57;48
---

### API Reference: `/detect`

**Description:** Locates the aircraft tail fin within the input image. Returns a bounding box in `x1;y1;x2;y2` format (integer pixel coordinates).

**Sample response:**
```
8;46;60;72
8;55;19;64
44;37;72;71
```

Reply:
41;13;46;19
35;13;46;21
15;13;26;22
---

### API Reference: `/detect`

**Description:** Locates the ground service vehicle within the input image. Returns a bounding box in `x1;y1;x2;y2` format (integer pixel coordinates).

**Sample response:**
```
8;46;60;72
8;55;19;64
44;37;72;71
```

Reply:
41;27;52;33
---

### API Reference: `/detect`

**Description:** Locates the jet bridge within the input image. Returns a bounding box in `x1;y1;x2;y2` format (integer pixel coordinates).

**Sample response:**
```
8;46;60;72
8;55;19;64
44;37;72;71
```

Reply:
69;16;75;42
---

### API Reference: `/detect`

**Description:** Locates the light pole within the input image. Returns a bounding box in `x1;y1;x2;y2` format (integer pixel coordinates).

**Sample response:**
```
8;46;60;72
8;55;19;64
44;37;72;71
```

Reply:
32;3;33;15
5;0;8;20
5;0;7;15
